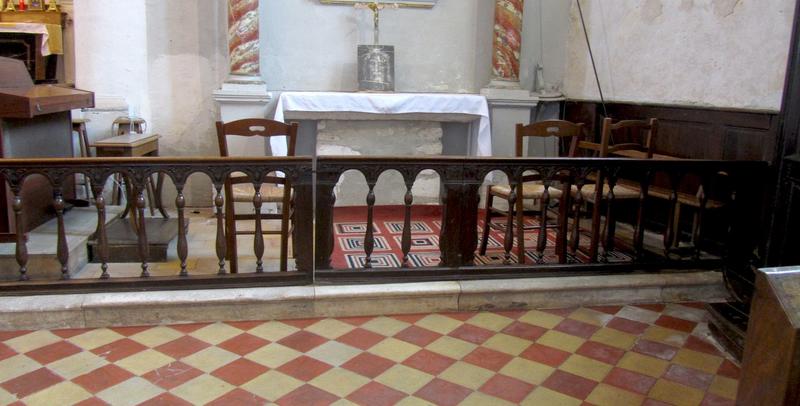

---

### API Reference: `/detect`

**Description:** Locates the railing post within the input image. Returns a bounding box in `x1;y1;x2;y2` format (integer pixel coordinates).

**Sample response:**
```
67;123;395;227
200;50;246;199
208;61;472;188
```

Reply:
439;165;481;267
313;168;338;271
294;166;316;273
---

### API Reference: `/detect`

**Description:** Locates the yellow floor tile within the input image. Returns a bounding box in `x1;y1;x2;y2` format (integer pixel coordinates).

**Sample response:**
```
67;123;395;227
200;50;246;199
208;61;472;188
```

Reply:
181;347;239;373
245;343;303;368
309;369;371;397
0;355;41;382
537;330;585;352
361;317;411;336
568;308;613;326
96;377;165;406
171;374;235;405
643;325;689;347
519;310;565;329
672;348;724;375
522;387;583;406
708;375;738;400
129;326;184;347
68;329;125;350
115;349;175;376
559;354;613;381
439;361;495;389
586;383;645;406
375;364;434;394
241;370;304;401
22;382;92;406
466;312;515;331
304;319;357;339
4;331;61;353
47;352;109;379
499;358;555;385
307;341;362;366
617;352;669;378
648;379;705;406
189;323;244;345
0;388;15;405
460;391;516;406
414;314;463;334
425;336;478;359
367;337;421;363
482;333;532;356
248;321;300;341
395;396;435;406
590;327;637;350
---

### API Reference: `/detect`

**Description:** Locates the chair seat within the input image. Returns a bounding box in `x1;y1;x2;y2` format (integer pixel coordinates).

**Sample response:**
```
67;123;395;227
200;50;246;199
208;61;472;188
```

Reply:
490;183;564;199
231;183;287;203
569;183;641;201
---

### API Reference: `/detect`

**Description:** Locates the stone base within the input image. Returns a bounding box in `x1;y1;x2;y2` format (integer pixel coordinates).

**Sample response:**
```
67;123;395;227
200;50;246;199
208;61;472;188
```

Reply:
0;271;729;330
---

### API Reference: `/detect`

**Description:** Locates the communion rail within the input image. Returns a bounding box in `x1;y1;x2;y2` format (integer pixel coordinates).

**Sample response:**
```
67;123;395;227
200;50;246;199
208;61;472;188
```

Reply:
0;156;767;295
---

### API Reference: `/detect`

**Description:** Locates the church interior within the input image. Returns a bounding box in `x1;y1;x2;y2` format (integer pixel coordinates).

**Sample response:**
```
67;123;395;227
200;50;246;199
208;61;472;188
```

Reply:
0;0;797;404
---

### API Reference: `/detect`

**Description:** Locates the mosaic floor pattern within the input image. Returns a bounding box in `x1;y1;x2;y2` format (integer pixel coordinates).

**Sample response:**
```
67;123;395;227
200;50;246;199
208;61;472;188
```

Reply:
0;303;739;405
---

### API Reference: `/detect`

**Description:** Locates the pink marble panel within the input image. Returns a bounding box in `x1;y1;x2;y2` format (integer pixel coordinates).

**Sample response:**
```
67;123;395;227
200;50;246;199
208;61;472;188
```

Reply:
228;0;260;76
492;0;524;82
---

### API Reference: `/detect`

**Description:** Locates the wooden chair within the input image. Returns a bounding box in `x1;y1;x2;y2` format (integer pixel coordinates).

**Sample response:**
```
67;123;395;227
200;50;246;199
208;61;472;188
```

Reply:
216;118;298;273
479;120;584;263
569;117;658;261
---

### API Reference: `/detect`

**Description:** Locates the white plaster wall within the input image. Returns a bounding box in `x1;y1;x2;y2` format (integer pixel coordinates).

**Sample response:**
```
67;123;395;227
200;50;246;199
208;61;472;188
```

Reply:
564;0;794;111
261;0;494;93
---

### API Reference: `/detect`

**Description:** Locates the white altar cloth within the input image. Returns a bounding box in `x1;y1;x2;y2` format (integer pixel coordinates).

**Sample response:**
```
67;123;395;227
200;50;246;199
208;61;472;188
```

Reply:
272;91;492;157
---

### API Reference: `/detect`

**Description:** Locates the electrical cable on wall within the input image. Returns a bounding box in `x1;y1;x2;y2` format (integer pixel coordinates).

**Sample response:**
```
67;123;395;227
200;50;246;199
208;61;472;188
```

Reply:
576;0;609;118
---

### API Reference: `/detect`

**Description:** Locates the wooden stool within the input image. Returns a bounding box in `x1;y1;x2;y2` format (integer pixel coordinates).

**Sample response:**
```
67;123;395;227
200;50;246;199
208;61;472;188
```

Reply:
72;118;91;199
112;116;147;136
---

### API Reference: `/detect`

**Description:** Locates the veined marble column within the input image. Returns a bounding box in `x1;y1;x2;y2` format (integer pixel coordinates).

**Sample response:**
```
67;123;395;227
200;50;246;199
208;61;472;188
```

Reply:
490;0;524;88
228;0;261;79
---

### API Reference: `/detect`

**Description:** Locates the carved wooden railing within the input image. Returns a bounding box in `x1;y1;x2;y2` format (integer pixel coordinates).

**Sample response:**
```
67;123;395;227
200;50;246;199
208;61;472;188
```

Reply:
0;155;768;293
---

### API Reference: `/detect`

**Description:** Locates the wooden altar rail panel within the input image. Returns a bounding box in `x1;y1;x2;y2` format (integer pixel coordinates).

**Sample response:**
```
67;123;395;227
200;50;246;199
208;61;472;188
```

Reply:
0;155;768;294
313;156;768;286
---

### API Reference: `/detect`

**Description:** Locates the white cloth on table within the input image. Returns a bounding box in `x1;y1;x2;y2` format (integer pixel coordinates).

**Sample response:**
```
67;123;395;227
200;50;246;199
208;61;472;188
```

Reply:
271;91;492;157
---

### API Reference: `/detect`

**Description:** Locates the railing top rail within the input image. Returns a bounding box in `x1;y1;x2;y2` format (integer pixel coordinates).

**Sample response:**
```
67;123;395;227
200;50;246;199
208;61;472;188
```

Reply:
0;156;313;167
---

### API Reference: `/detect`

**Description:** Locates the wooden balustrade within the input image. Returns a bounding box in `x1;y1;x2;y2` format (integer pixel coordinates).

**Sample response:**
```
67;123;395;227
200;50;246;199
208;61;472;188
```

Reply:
0;155;767;293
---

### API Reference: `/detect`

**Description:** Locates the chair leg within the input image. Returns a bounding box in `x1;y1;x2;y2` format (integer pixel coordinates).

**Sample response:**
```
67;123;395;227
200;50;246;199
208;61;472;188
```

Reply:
479;188;493;255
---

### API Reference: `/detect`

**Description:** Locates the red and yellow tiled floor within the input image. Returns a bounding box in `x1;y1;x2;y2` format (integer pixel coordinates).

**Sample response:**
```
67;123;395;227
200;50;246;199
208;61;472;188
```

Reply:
0;303;739;405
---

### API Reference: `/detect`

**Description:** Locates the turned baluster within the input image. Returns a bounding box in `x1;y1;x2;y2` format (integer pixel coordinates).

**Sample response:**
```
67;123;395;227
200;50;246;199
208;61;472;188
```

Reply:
12;190;28;281
588;170;606;263
664;173;681;255
175;185;188;276
93;184;110;279
214;184;227;275
536;182;551;263
135;190;150;277
602;172;619;261
634;171;652;259
556;171;572;264
401;180;414;267
503;183;518;265
253;184;265;273
693;182;709;260
364;181;377;268
570;175;587;254
53;188;69;280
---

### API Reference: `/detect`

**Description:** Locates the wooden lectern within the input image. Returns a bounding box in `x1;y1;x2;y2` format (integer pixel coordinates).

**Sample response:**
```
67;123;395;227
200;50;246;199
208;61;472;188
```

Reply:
0;57;94;241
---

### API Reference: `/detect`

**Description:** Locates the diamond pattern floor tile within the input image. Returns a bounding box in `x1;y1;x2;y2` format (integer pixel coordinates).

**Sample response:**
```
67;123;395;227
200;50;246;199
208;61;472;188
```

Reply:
0;303;741;405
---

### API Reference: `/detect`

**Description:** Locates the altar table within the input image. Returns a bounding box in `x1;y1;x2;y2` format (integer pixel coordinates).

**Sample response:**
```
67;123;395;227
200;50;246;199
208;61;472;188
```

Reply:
272;91;492;157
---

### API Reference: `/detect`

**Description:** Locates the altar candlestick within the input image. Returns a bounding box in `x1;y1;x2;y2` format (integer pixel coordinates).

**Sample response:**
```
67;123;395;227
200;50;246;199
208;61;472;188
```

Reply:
18;0;26;11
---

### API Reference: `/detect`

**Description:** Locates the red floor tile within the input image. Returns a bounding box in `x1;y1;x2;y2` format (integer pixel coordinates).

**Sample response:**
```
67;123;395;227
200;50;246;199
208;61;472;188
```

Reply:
338;328;387;350
502;321;547;341
278;331;328;353
282;318;323;329
212;358;269;386
342;352;395;379
338;316;374;326
276;384;338;406
439;311;478;321
448;323;494;344
414;378;472;406
587;305;624;314
390;314;427;324
217;333;270;356
681;302;709;310
1;368;63;398
169;323;211;334
495;309;528;319
25;341;82;364
633;339;679;361
91;338;148;362
654;315;697;333
607;317;650;335
277;356;332;381
554;319;600;339
394;325;442;347
685;335;722;356
224;320;265;331
717;359;741;379
207;388;268;406
347;381;407;406
603;367;657;395
72;364;134;394
635;304;666;312
154;336;210;359
0;343;15;362
138;393;193;406
664;364;714;390
403;349;457;375
576;341;625;365
542;370;597;400
463;347;513;371
142;361;204;390
541;308;575;317
479;374;536;403
519;343;571;367
51;328;93;339
109;326;154;336
0;330;31;341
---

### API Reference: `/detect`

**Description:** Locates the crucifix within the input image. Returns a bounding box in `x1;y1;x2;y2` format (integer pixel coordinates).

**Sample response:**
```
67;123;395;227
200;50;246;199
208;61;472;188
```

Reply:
354;2;399;45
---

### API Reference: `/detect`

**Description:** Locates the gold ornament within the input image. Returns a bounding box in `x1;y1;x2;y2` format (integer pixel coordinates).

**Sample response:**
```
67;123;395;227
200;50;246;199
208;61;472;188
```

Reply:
4;0;17;12
46;0;57;12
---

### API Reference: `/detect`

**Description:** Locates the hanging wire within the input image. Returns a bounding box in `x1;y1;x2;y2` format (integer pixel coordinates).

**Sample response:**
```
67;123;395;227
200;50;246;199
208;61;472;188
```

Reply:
576;0;609;118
